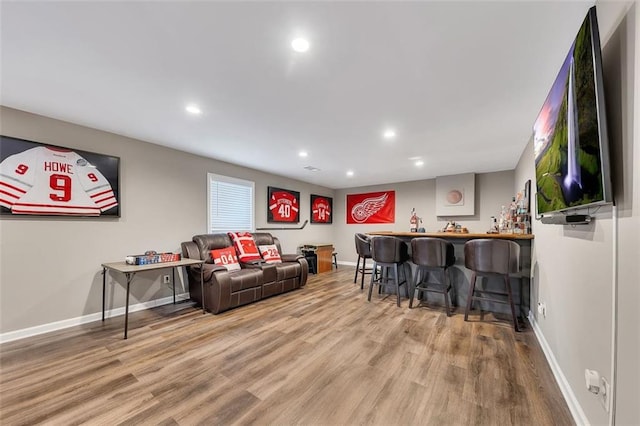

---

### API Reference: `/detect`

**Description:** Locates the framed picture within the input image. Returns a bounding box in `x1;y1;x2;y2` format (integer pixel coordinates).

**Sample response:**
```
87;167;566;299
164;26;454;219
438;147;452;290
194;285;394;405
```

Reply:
346;191;395;224
435;173;475;216
310;194;332;224
267;186;300;223
0;135;120;217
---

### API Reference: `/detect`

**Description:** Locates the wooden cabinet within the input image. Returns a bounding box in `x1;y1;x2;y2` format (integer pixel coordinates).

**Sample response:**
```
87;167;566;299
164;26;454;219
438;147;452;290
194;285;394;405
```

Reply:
301;243;334;274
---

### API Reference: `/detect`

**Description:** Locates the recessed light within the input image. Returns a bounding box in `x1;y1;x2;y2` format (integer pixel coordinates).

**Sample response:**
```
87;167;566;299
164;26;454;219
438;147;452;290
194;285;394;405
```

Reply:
185;104;201;115
299;151;308;158
291;38;310;52
415;160;424;167
383;129;396;139
346;170;354;177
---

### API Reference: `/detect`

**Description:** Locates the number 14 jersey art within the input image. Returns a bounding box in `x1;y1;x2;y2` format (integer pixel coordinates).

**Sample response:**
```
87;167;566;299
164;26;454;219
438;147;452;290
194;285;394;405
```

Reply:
0;146;118;215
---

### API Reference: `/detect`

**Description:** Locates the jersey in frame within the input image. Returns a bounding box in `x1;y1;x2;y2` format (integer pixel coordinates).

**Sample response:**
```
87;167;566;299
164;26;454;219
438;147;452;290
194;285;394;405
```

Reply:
269;190;299;222
0;146;118;216
311;196;332;223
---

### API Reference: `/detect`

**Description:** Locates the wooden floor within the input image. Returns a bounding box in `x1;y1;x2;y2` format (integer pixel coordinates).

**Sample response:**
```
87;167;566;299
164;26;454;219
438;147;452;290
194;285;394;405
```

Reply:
0;267;574;425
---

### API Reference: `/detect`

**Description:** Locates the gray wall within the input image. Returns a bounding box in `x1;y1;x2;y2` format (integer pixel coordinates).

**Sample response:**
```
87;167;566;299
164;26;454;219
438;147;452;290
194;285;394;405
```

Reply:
515;2;639;424
0;106;335;334
332;171;516;266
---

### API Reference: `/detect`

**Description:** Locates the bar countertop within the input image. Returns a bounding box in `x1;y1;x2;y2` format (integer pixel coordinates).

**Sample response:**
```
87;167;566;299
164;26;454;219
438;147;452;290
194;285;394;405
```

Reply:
368;231;534;240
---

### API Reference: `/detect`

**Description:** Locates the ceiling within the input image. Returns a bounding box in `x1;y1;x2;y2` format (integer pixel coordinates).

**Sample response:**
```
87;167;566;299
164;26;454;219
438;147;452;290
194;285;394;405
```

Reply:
1;1;595;189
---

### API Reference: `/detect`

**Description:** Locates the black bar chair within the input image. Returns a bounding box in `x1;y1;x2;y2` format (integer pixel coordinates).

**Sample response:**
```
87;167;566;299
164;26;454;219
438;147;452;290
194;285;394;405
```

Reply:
409;237;456;316
368;236;410;307
463;239;521;331
354;233;373;289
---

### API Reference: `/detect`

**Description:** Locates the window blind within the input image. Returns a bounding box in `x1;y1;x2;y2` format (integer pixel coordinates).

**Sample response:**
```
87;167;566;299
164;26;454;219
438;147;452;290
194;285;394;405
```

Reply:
208;173;254;233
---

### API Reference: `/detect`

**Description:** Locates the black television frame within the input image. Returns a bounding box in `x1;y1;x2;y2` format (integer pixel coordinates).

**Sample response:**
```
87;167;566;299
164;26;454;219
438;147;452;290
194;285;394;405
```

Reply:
533;6;613;218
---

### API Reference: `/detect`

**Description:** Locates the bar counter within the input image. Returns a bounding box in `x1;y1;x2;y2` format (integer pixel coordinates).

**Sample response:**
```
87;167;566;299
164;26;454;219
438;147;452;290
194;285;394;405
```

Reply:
368;231;534;240
367;231;534;319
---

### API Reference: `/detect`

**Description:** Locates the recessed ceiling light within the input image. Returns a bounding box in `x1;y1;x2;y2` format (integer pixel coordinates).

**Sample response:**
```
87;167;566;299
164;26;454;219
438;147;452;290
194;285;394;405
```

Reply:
383;129;396;139
415;160;424;167
291;38;310;52
346;170;354;177
185;104;201;115
299;151;308;157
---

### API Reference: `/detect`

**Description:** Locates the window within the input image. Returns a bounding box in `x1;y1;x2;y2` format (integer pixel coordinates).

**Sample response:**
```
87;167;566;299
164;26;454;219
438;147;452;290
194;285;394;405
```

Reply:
207;173;254;233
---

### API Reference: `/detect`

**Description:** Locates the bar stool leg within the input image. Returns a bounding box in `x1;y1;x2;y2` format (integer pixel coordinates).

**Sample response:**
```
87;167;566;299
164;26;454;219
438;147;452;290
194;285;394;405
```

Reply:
393;263;401;307
504;274;520;332
361;258;367;290
354;256;361;283
443;268;452;317
367;261;377;302
464;272;477;321
409;267;420;308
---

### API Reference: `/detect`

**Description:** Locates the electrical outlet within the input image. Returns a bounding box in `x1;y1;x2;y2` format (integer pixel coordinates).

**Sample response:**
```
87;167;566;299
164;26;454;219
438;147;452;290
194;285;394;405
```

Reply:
537;302;546;318
162;275;170;284
600;376;610;412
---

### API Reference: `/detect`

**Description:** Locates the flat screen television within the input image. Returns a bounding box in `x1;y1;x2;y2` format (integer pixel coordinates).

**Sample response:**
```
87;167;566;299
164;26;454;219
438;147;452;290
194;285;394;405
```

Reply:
533;6;612;218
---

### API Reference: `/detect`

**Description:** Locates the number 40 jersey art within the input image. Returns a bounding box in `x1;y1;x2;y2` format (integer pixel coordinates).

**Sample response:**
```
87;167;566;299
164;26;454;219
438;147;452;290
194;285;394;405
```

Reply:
0;146;118;216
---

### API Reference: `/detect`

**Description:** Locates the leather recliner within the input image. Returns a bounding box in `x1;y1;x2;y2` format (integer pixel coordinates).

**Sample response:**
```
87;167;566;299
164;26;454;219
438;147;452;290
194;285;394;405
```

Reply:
181;232;308;314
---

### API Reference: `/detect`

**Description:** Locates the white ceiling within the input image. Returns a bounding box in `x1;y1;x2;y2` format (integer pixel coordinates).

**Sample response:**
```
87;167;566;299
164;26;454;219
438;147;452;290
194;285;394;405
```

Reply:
1;1;595;189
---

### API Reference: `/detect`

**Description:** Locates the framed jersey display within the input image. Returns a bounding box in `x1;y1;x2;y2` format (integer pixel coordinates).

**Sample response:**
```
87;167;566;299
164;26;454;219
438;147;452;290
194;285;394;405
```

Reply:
267;186;299;223
310;194;332;224
0;135;120;217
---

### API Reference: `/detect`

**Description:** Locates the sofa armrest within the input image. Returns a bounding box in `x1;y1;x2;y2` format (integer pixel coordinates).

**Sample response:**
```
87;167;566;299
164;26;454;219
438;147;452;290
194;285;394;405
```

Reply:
281;254;303;262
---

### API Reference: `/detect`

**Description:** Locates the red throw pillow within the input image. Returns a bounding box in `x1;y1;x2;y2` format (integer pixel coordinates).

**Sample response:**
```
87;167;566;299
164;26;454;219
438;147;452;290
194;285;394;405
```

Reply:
259;244;282;264
210;247;241;271
227;232;262;262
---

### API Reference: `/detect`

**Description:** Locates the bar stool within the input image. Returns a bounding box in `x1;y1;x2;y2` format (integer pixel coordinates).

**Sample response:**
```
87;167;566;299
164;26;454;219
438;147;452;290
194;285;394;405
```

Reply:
332;252;338;269
463;239;521;331
409;237;456;316
368;236;410;307
354;233;373;289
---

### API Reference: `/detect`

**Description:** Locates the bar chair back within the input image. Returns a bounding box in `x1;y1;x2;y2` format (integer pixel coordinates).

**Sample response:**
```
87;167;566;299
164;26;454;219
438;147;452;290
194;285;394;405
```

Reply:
368;236;410;307
410;237;456;316
354;233;373;289
463;239;521;331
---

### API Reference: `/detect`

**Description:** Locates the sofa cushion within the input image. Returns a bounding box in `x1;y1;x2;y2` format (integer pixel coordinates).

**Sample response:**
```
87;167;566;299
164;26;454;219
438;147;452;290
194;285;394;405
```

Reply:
210;247;241;271
193;234;233;262
228;232;262;262
229;269;264;292
259;244;282;264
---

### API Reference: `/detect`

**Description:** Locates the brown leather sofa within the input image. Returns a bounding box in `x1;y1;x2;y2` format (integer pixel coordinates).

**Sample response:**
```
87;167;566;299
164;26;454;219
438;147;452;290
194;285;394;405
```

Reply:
181;232;308;314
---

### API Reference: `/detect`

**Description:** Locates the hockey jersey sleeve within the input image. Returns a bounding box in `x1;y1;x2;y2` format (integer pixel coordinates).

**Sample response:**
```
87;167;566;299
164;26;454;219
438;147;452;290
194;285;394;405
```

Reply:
76;165;118;212
0;150;36;209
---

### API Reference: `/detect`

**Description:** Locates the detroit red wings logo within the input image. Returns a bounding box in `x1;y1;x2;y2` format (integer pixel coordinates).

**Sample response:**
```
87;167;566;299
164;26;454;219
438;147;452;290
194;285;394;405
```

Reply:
351;193;388;223
346;191;395;224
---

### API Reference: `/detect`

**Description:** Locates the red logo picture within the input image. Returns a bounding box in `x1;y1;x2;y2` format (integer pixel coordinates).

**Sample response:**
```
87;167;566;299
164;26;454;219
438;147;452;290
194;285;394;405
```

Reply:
346;191;395;224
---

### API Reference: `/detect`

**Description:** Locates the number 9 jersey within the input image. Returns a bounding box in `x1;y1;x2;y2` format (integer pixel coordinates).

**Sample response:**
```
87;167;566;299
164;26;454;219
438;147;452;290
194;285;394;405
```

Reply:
0;146;118;215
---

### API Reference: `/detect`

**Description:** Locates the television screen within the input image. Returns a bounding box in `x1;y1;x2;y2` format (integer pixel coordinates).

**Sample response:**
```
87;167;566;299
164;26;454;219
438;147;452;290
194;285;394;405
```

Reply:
533;6;612;216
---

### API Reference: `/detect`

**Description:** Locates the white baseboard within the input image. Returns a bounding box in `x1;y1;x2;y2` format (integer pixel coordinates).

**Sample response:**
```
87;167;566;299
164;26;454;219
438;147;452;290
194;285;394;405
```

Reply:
0;293;190;344
337;260;357;267
528;312;589;426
